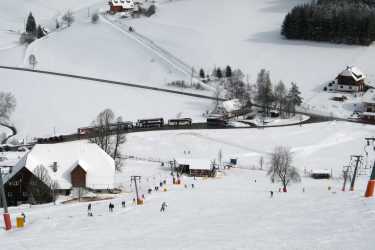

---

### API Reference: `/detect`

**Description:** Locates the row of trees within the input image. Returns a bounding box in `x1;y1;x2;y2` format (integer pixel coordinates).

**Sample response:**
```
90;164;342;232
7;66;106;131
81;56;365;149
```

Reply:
281;0;375;45
199;65;233;80
255;69;302;117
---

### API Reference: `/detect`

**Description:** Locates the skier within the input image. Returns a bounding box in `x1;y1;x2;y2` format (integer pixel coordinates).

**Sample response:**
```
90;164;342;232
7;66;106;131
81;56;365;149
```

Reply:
191;183;195;188
184;184;188;188
88;203;93;216
109;203;114;212
160;201;167;212
21;212;26;222
270;191;274;198
122;201;126;208
129;26;134;32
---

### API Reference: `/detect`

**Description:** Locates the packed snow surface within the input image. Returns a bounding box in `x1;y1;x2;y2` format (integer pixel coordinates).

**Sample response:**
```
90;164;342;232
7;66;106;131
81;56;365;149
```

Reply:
1;165;374;250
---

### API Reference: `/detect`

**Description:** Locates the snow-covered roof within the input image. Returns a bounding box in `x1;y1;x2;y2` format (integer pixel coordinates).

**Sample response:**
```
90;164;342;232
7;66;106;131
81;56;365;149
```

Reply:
176;158;214;170
222;99;242;113
311;169;331;175
5;141;115;190
109;0;134;8
362;89;375;104
338;66;366;81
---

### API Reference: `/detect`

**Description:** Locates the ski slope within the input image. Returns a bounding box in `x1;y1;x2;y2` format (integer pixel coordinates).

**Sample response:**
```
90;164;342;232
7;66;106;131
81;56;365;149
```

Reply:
1;164;374;250
122;121;375;176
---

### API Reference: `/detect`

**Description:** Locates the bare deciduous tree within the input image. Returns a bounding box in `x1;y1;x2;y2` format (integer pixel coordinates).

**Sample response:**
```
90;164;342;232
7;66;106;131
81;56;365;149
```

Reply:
62;10;74;27
89;109;126;171
29;165;58;204
267;146;300;192
0;92;17;144
29;54;37;69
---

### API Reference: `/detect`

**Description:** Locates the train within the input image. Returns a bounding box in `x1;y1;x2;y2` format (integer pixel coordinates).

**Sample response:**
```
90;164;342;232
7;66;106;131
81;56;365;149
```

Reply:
77;121;134;135
35;116;228;144
206;114;228;128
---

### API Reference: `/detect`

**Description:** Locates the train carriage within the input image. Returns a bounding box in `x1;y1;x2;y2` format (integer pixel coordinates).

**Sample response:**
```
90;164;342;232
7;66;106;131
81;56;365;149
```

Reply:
167;118;192;126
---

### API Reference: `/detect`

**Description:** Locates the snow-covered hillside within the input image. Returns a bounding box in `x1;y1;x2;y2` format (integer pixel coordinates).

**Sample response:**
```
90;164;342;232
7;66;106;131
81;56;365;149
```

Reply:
126;0;375;115
0;68;211;138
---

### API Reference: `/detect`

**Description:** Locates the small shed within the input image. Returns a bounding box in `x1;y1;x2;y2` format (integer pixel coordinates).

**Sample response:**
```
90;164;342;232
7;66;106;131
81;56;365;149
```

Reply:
310;169;331;179
176;159;216;177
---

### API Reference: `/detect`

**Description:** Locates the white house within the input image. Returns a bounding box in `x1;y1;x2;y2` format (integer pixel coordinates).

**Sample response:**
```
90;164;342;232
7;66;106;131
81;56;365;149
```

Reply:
6;141;116;191
109;0;135;12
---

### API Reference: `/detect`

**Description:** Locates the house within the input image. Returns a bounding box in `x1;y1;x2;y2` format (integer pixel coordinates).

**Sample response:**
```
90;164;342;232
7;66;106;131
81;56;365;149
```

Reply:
3;141;115;206
176;159;216;177
335;66;366;92
108;0;134;13
359;89;375;122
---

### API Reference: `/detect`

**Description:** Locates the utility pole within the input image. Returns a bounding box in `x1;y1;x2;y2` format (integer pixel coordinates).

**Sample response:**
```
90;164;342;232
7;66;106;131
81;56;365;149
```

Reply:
350;155;363;191
342;165;351;192
131;176;142;205
0;170;11;230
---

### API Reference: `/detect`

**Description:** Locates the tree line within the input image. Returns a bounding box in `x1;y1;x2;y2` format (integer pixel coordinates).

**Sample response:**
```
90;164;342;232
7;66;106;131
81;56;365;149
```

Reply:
281;0;375;45
255;69;302;118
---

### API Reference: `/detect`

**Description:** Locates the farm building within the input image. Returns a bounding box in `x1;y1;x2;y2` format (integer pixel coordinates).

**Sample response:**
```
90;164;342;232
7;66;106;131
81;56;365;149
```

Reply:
310;169;331;179
108;0;134;13
335;66;366;92
2;141;115;206
360;89;375;122
176;159;216;177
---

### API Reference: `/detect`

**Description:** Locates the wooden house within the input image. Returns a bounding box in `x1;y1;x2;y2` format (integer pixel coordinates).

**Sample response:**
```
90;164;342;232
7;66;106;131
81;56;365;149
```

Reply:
108;0;134;13
2;141;115;206
336;66;366;92
176;159;216;177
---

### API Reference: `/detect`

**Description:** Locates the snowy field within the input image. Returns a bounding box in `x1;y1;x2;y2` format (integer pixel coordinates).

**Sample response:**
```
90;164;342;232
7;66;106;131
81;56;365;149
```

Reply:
0;68;211;139
123;121;375;176
1;165;374;250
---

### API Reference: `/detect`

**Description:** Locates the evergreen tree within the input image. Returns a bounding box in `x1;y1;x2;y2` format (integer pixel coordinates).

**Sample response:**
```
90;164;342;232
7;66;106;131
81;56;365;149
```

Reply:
286;82;303;115
216;68;223;79
26;12;37;35
36;25;45;39
199;68;205;79
225;65;232;78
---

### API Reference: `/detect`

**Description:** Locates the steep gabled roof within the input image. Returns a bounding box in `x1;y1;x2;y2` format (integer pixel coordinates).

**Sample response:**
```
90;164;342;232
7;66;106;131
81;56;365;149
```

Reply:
5;141;115;190
338;66;366;82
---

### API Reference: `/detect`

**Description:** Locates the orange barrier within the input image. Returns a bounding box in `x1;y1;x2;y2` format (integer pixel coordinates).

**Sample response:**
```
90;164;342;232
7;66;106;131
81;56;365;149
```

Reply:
3;213;11;231
16;217;24;228
365;180;375;197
